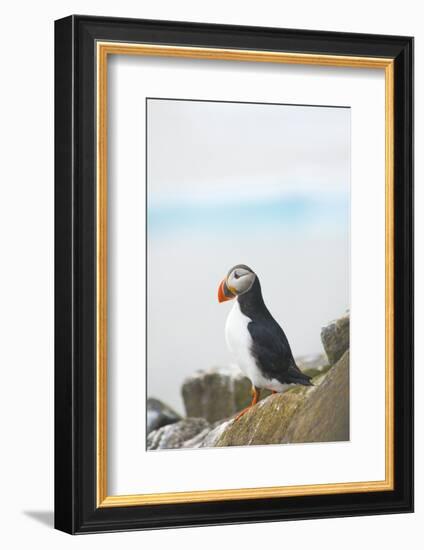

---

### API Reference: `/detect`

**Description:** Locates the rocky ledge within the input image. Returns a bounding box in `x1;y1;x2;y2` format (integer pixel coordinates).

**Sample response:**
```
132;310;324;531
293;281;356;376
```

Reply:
147;312;350;450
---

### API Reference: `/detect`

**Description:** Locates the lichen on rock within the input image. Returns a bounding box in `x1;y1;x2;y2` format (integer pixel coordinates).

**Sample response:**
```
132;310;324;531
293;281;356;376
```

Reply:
214;351;349;447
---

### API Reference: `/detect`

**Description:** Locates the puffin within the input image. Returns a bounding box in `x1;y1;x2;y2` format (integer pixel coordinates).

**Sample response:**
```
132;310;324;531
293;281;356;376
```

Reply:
218;264;312;420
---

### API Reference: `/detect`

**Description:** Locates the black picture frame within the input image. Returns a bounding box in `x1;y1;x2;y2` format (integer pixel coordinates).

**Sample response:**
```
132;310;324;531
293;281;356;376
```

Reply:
55;15;414;534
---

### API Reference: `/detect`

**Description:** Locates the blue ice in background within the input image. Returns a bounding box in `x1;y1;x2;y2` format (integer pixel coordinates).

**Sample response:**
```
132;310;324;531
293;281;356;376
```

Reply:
148;193;348;236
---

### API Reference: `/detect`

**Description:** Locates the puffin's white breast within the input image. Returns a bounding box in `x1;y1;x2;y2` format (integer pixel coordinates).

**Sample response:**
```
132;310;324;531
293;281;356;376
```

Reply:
225;300;251;357
225;300;287;391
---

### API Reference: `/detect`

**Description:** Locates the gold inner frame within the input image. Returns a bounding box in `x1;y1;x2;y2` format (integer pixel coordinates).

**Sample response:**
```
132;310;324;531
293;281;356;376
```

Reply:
96;42;395;508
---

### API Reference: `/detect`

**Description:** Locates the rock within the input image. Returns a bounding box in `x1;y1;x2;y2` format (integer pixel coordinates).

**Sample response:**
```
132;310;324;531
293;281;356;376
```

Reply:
159;350;349;449
182;420;233;448
214;351;349;447
181;356;329;424
321;313;350;364
280;351;349;443
295;353;330;378
175;313;350;447
182;365;271;423
146;397;181;435
147;418;210;450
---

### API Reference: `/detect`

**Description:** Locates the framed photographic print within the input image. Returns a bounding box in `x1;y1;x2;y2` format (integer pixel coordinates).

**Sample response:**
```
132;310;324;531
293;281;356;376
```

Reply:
54;15;414;534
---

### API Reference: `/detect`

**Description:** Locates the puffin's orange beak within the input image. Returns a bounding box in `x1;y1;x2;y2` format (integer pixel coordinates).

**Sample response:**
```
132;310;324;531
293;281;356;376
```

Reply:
218;279;234;303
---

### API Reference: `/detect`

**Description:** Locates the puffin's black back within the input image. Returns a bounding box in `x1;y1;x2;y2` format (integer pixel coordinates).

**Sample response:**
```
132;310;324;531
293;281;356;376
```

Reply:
238;277;312;386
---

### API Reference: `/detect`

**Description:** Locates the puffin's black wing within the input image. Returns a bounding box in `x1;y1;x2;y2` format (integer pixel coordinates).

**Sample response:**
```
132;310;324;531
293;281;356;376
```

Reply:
247;319;312;386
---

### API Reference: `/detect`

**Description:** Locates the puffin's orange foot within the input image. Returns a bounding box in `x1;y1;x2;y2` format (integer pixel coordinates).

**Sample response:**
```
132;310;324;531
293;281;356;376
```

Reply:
233;386;261;422
271;390;277;394
233;406;252;422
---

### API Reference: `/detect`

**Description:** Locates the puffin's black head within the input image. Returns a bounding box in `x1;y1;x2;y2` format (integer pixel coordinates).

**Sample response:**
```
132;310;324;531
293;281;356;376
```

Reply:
218;264;257;303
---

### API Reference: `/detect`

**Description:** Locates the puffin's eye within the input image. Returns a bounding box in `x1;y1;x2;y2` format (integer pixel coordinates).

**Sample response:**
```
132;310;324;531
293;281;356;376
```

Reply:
234;271;240;279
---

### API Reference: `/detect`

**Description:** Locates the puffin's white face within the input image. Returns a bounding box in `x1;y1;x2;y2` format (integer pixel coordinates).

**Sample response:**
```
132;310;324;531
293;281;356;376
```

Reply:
218;265;256;303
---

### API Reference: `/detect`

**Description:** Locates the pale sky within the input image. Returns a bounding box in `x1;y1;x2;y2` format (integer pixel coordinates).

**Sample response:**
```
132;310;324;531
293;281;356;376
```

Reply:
147;99;350;204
